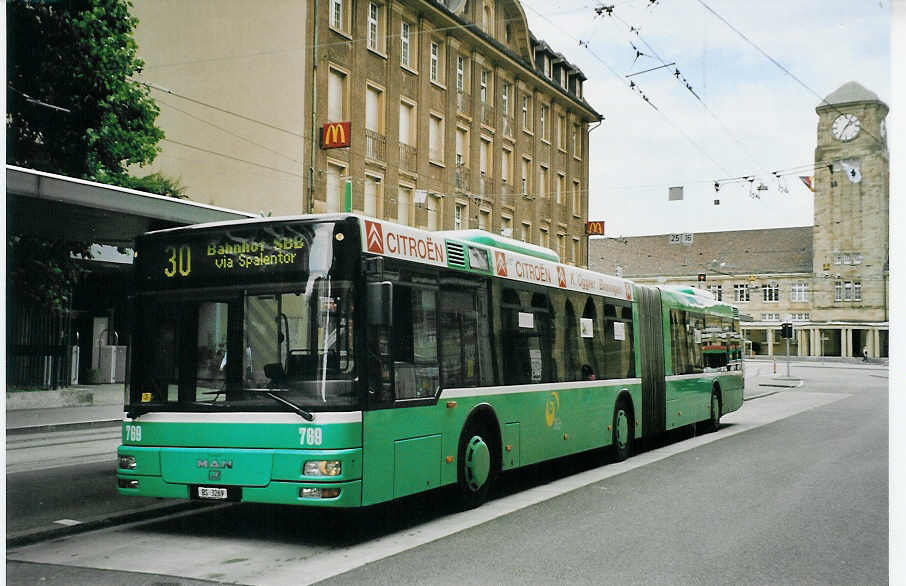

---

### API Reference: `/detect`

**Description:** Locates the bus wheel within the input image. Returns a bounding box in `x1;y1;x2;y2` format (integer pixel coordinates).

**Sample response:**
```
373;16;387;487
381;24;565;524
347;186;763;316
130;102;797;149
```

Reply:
704;392;721;433
457;423;495;508
611;401;634;462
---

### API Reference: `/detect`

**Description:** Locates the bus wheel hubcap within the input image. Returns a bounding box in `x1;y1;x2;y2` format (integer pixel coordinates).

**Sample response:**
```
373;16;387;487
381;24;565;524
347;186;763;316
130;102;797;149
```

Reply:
465;436;490;491
615;410;629;448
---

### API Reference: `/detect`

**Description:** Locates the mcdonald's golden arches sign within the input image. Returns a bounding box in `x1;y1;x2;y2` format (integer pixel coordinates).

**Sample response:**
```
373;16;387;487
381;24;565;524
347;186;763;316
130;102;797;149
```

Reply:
585;221;605;235
321;121;351;149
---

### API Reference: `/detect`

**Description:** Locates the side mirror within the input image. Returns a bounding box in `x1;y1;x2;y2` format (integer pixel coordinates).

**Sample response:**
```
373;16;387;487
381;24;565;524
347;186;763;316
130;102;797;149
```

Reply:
367;281;393;326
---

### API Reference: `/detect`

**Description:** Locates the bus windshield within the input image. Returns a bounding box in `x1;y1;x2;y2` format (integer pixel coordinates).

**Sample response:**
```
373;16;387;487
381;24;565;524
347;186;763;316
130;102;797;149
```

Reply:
127;220;360;413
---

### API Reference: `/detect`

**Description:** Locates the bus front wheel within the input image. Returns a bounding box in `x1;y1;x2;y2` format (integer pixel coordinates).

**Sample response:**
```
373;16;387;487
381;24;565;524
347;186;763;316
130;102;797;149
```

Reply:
611;401;634;462
457;423;496;508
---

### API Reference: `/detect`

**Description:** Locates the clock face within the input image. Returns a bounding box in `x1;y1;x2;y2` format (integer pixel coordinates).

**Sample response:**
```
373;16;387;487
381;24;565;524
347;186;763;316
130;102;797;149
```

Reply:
831;113;861;142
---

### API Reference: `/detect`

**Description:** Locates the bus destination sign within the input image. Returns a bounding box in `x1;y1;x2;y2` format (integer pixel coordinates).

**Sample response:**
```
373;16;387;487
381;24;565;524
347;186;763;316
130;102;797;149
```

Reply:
137;223;312;289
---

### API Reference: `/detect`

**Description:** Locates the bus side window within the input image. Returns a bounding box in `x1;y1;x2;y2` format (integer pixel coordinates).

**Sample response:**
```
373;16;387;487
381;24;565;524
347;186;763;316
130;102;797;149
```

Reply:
391;280;439;401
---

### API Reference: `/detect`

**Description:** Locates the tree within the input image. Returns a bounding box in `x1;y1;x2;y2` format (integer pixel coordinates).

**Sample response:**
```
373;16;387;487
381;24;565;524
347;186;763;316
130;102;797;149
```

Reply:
6;0;164;181
6;0;179;311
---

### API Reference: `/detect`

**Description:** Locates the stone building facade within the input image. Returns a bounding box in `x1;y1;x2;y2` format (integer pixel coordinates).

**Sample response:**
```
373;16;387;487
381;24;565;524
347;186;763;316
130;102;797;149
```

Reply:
130;0;600;266
590;82;889;359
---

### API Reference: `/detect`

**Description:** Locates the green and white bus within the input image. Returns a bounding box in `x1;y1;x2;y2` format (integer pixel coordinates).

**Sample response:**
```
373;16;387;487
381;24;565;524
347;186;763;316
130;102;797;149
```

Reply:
117;214;743;508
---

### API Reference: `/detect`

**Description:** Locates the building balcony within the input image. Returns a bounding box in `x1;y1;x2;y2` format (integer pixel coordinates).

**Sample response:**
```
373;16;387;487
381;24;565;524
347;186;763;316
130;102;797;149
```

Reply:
399;143;417;174
365;129;386;162
457;91;472;117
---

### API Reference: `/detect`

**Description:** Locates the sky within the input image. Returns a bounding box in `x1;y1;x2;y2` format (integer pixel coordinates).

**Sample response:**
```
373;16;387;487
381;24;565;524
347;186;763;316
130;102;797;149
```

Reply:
519;0;891;237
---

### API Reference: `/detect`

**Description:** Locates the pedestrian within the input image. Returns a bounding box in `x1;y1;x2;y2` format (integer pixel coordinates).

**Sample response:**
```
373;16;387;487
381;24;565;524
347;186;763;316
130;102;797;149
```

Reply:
862;345;869;362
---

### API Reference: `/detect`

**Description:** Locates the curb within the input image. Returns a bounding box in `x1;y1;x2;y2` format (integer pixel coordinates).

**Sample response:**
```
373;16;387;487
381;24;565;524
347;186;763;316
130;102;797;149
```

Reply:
7;419;122;436
6;501;212;549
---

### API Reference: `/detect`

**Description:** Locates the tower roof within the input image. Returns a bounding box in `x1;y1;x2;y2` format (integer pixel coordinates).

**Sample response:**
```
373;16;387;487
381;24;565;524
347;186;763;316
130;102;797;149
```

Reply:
819;81;883;108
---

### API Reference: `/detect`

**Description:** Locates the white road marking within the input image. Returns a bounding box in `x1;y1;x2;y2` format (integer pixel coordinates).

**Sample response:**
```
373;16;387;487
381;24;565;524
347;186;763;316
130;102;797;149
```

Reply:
8;391;846;585
53;519;83;526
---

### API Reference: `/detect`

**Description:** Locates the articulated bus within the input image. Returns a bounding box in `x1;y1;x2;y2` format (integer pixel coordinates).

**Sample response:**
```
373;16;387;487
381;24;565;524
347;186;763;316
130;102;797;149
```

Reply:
117;214;744;508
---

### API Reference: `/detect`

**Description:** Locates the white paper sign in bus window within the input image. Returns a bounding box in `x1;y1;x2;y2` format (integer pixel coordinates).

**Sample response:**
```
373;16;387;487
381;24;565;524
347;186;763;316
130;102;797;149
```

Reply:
529;349;542;381
518;312;534;329
580;318;594;338
613;321;626;341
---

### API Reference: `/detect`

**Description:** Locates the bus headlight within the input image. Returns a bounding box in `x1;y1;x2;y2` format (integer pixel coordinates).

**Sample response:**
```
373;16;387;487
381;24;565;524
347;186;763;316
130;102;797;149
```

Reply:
300;487;341;499
118;455;137;470
303;460;342;476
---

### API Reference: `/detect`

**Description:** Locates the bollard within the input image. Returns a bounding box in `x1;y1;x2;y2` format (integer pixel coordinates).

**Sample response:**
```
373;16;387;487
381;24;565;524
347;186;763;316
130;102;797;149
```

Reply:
773;358;776;374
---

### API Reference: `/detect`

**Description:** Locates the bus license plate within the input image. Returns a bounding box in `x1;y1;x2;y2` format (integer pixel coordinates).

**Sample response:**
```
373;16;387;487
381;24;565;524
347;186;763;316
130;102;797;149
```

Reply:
198;486;228;500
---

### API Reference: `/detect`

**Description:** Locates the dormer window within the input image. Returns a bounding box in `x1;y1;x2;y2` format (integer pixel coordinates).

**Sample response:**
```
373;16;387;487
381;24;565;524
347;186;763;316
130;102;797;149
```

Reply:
576;80;582;99
559;68;566;88
544;55;552;79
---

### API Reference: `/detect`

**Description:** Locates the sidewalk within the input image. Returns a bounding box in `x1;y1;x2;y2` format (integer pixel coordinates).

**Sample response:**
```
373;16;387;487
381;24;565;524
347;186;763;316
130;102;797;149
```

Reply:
6;384;124;433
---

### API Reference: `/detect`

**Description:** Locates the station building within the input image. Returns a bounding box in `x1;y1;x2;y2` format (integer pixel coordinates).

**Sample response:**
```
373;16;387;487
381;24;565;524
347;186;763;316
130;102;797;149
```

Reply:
130;0;601;266
590;82;889;359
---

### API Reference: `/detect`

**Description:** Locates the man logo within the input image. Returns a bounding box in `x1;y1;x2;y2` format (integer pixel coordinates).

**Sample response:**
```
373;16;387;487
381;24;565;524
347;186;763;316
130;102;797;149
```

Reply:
494;251;507;277
321;121;351;149
365;221;384;253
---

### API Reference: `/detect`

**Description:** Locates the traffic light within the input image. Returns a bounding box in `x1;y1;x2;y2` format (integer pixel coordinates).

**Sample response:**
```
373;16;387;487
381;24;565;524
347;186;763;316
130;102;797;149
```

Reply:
780;323;793;338
697;273;706;282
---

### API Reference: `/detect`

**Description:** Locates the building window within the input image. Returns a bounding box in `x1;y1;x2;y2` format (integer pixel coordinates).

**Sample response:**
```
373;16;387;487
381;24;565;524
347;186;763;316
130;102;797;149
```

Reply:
501;148;512;184
558;233;566;259
326;162;347;212
521;158;530;195
455;126;468;168
399;100;415;146
734;284;750;303
559;68;566;88
761;313;780;321
833;252;841;265
791;313;810;321
763;281;780;302
479;209;490;230
539;227;549;248
430;42;441;83
397;185;412;225
572;180;581;213
834;280;861;302
454;203;465;230
835;280;843;301
480;70;488;103
853;252;863;264
429;113;444;163
365;84;384;133
328;66;348;121
482;4;492;33
791;281;809;302
364;174;382;217
556;173;565;204
501;83;510;115
540;105;548;141
456;56;466;93
330;0;345;31
521;221;531;242
708;284;722;301
522;95;530;130
557;114;566;150
571;237;580;264
501;216;512;237
537;165;548;198
572;124;580;158
400;21;412;68
544;55;551;78
367;2;383;52
844;281;853;301
427;194;441;230
480;136;492;179
854;281;862;301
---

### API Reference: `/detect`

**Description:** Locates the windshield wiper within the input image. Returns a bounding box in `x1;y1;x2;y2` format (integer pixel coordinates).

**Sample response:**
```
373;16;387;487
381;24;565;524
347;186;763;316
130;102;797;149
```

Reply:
243;388;314;421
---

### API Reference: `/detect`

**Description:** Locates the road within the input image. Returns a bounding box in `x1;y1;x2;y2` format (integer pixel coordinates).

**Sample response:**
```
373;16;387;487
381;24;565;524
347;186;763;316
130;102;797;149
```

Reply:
6;364;888;585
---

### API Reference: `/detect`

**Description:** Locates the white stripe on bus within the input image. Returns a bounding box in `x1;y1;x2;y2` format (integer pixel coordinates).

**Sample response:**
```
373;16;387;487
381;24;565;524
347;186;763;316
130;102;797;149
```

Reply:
665;372;743;382
441;378;642;399
121;411;363;424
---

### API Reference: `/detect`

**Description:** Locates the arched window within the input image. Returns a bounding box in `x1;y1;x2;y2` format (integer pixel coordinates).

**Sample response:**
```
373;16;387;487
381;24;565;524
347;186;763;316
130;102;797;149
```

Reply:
483;4;493;34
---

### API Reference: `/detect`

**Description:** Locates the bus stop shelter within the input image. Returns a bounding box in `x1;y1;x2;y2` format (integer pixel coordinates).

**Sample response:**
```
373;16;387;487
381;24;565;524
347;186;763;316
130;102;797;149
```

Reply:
6;165;256;388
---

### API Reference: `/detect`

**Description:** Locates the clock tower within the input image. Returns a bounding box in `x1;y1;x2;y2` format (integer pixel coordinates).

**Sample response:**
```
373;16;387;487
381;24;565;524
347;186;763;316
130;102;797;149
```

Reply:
812;81;889;324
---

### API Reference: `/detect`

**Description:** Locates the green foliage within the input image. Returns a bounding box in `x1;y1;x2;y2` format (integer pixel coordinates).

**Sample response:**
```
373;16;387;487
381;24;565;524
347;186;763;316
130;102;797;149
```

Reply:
6;236;93;311
6;0;164;181
115;172;188;199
